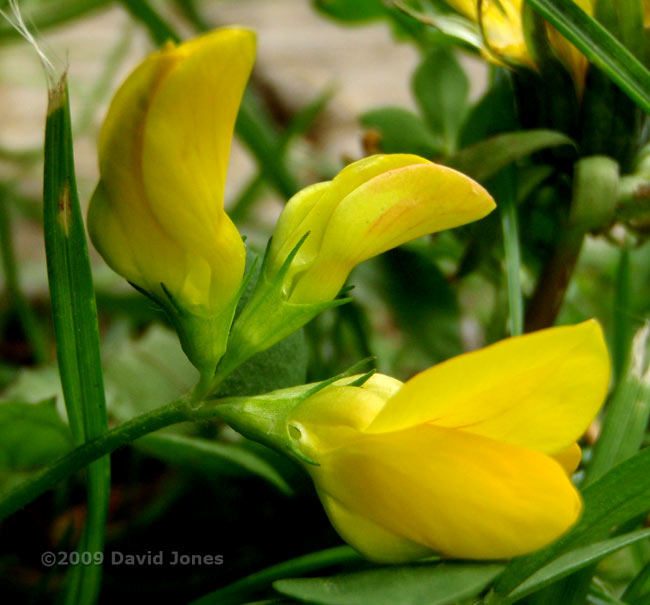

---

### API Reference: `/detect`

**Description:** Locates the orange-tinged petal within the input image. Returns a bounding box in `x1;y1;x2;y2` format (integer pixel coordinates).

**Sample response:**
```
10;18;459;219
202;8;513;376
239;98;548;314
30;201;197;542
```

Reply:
290;162;495;303
367;320;610;455
312;423;582;560
269;155;429;288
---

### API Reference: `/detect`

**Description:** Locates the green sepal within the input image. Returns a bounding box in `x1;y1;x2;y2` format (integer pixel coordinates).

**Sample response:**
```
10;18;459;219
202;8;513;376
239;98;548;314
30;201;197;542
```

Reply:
198;363;375;465
216;235;352;382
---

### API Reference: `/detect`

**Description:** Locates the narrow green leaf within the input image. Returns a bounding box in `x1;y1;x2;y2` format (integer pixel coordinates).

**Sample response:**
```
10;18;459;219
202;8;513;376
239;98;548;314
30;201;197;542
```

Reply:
524;0;650;114
495;168;523;336
190;546;362;605
118;0;178;44
448;130;575;182
312;0;386;23
505;528;650;602
136;432;293;495
392;1;483;49
496;446;650;596
44;77;110;605
585;324;650;485
624;557;650;601
274;563;504;605
237;91;300;199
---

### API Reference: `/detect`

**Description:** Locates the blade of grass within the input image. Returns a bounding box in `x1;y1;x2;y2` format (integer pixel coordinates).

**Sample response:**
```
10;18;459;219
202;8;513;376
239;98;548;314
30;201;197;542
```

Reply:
524;0;650;114
44;77;110;605
584;323;650;485
494;169;523;336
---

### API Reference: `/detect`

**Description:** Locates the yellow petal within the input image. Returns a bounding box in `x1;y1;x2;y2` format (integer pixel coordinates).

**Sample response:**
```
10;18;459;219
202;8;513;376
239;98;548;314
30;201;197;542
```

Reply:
446;0;532;67
313;424;582;560
269;155;428;288
93;28;254;312
367;320;610;455
317;489;433;563
546;0;592;96
289;381;390;455
552;443;582;475
87;182;144;285
289;161;495;303
480;0;533;67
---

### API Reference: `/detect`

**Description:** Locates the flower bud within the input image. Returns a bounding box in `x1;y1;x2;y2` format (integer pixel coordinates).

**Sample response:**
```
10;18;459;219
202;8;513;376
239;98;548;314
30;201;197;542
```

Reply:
269;154;495;304
446;0;592;92
217;154;495;378
87;28;255;373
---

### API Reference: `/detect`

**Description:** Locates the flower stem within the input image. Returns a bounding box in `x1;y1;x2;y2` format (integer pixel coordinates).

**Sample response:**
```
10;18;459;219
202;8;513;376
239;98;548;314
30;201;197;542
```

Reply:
0;398;192;523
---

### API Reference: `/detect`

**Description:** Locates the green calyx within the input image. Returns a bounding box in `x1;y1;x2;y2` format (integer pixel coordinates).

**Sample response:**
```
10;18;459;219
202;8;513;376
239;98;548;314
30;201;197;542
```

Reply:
195;364;376;465
128;280;240;378
215;235;351;381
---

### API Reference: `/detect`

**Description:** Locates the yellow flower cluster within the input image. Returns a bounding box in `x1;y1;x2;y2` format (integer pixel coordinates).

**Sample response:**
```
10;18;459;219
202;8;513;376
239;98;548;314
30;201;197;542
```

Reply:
88;28;611;563
445;0;592;92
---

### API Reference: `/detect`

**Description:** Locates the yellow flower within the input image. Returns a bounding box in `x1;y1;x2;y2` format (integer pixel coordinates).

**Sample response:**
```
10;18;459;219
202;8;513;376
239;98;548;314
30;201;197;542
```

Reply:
445;0;592;92
268;153;495;304
285;320;609;562
218;153;495;377
87;29;255;372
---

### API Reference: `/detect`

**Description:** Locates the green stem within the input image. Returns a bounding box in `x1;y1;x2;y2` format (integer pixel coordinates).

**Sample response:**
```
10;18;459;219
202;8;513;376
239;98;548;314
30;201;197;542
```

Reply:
526;157;618;331
525;224;584;331
0;186;48;363
190;546;362;605
498;175;523;336
0;398;191;523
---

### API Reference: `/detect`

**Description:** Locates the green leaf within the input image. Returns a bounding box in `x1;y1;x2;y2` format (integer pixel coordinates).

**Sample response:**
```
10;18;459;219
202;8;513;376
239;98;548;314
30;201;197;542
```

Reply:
0;398;72;491
412;47;469;154
585;324;650;485
311;0;386;22
44;76;110;605
136;432;292;494
102;325;198;420
496;445;650;596
191;546;362;605
523;0;650;114
505;528;650;602
360;107;444;157
274;562;504;605
392;1;483;49
448;129;575;182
